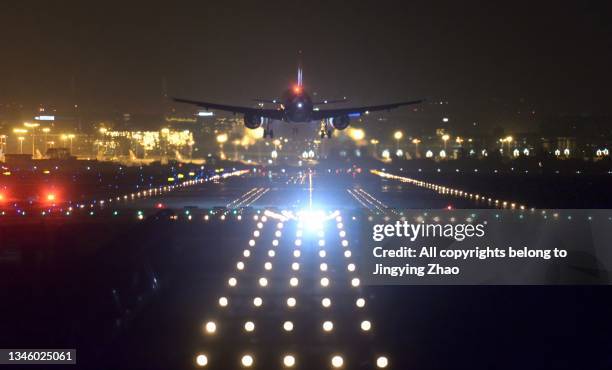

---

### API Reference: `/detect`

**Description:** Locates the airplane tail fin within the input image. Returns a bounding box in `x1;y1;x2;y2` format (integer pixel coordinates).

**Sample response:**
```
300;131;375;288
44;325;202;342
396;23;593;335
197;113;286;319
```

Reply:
297;50;303;87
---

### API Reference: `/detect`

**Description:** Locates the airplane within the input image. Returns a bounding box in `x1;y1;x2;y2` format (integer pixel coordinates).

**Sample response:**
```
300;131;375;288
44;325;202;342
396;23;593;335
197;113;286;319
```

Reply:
174;65;423;139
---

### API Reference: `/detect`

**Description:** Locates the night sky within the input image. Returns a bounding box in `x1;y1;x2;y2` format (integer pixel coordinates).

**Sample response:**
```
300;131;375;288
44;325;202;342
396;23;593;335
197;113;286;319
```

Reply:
1;1;611;124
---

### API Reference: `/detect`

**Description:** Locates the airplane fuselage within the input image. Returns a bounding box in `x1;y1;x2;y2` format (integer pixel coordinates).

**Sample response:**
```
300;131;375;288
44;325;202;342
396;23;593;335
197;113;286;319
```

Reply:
280;87;314;123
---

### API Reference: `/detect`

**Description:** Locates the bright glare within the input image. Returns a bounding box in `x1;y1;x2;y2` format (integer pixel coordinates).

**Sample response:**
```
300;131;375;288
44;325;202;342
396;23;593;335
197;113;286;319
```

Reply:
290;277;299;287
344;250;352;258
236;261;245;270
293;250;301;258
294;239;302;246
253;297;263;307
347;263;356;272
264;262;272;270
356;298;366;308
292;262;300;271
283;321;294;331
318;240;325;247
319;250;326;258
243;250;251;258
272;239;279;246
341;240;349;247
320;263;328;271
361;320;372;331
351;278;360;287
275;231;282;237
268;250;276;257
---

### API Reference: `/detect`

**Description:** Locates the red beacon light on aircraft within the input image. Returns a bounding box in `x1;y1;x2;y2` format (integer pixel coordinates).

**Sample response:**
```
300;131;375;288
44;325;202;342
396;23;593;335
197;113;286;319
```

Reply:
293;85;302;94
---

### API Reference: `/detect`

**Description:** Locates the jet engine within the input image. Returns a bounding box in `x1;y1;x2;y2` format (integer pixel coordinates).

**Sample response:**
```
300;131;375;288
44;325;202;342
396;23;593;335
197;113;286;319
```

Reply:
244;114;264;129
330;115;350;130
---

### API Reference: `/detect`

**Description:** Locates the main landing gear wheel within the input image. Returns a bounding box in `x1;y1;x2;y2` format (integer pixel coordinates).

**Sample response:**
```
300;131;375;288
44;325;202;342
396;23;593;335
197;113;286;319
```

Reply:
263;128;274;139
326;129;333;138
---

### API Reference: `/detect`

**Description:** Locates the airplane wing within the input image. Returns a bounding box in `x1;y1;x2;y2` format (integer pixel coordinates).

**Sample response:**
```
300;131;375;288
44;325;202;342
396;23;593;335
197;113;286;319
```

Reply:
313;97;348;105
311;99;424;120
173;98;285;120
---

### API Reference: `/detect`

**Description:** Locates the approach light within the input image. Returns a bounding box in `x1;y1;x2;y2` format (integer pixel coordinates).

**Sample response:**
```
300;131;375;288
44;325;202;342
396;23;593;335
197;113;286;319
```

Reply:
344;250;352;258
241;354;254;367
283;354;296;368
253;297;263;307
236;261;245;270
283;321;294;331
351;278;360;287
218;297;228;307
341;240;349;247
287;297;297;308
264;262;272;270
268;250;276;257
361;320;372;331
228;277;237;287
376;356;389;368
243;250;251;257
204;321;217;334
259;277;268;287
322;321;334;332
244;321;255;332
319;250;327;258
347;263;356;272
320;263;328;271
331;355;344;368
356;298;366;308
195;354;208;367
291;262;300;271
290;277;299;287
322;298;331;308
293;250;301;258
320;277;330;287
272;239;279;246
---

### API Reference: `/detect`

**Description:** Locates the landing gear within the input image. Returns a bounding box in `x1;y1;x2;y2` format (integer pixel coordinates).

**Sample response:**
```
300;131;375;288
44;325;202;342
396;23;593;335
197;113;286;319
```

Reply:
263;123;274;139
320;121;334;139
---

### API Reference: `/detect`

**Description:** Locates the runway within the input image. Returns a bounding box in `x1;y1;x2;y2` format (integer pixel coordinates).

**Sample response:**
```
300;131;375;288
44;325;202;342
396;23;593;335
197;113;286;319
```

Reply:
2;168;611;369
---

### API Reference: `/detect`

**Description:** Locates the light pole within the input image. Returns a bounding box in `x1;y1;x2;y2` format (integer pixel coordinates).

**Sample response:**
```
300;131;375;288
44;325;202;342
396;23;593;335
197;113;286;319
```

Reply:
18;137;25;154
42;128;50;153
67;134;76;154
394;131;403;151
412;138;421;158
442;134;450;151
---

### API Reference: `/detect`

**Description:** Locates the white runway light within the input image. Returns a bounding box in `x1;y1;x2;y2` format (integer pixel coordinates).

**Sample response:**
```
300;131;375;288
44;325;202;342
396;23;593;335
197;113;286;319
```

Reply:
204;321;216;334
376;356;389;368
347;263;356;272
320;263;328;271
287;297;297;308
241;354;254;367
275;230;282;237
257;222;263;229
253;297;263;307
294;239;302;246
253;230;260;237
272;239;279;246
259;277;268;287
292;262;300;271
341;240;349;247
290;277;299;287
243;250;251;257
283;321;294;332
228;277;237;287
265;261;272;270
322;320;334;332
361;320;372;331
351;278;360;287
319;250;327;258
244;321;255;332
237;261;245;270
344;250;352;258
268;250;276;257
356;298;366;308
218;296;228;307
318;239;325;247
339;230;346;238
195;354;208;367
283;354;296;368
322;297;331;308
277;222;284;229
293;250;301;258
320;277;330;287
331;355;343;368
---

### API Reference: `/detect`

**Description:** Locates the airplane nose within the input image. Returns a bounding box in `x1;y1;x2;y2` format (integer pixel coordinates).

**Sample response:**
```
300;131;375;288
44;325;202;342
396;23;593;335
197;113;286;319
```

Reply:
297;102;303;108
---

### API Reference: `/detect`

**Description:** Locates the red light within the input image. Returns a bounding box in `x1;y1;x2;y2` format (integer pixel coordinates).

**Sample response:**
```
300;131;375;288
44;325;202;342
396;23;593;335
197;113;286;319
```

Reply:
156;203;164;209
0;194;4;201
293;85;302;94
446;205;453;210
47;193;56;202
